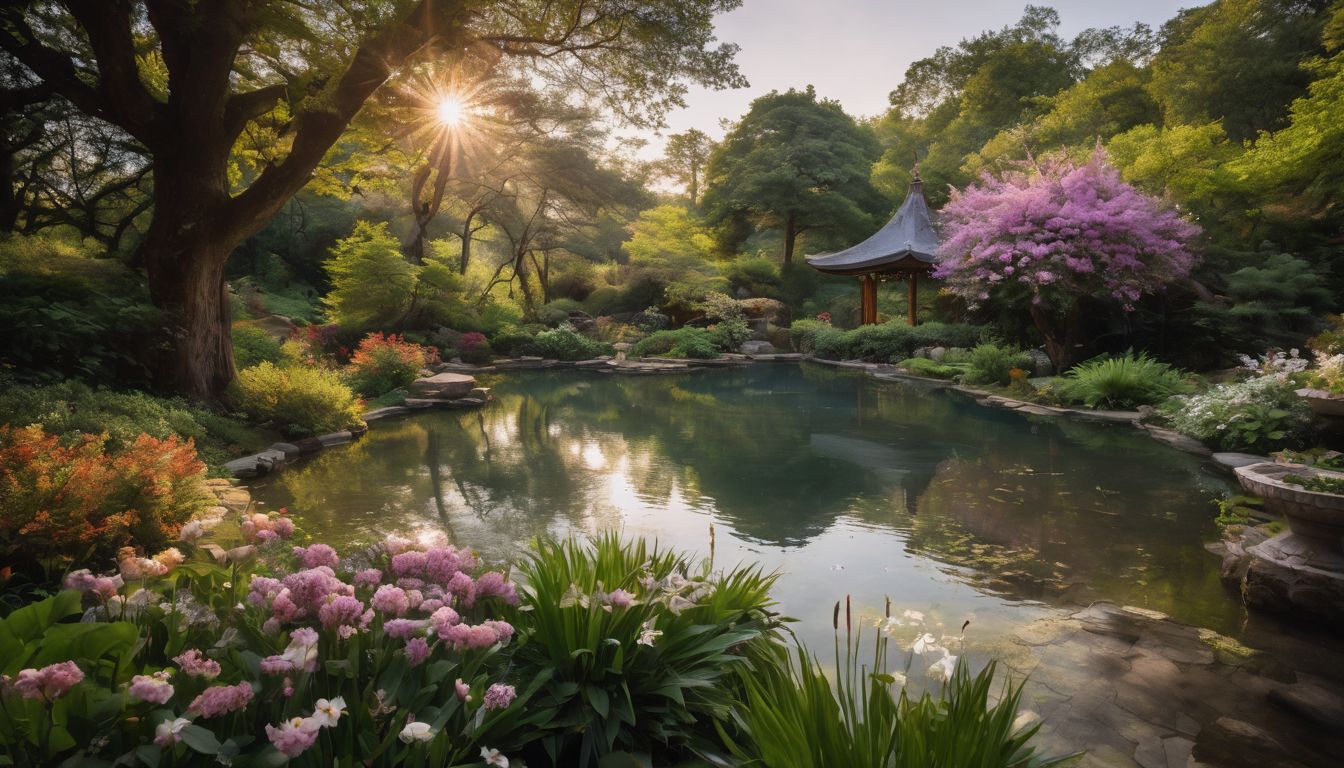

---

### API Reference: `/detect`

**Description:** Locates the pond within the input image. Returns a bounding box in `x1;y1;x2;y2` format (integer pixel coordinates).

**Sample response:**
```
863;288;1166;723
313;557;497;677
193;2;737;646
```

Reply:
251;364;1241;648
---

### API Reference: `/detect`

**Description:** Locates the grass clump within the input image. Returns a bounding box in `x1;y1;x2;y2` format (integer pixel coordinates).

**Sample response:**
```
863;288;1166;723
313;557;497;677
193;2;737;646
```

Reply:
896;357;961;379
1056;353;1190;409
632;327;719;359
229;362;364;436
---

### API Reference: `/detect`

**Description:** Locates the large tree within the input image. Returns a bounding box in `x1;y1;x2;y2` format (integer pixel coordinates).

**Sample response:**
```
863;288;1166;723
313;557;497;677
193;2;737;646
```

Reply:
934;151;1200;369
0;0;744;400
654;128;714;206
701;86;882;266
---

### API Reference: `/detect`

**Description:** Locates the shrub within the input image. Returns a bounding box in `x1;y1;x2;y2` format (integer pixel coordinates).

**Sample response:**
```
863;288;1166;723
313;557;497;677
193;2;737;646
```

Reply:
799;321;985;362
632;328;719;359
230;362;364;436
509;535;779;764
323;221;419;328
347;332;433;396
456;331;494;364
789;319;830;353
631;307;671;333
897;357;960;379
724;256;781;298
526;327;613;361
490;326;539;357
1162;375;1313;452
230;325;283;369
709;318;752;352
0;425;209;574
1057;353;1192;409
700;291;745;322
963;343;1032;386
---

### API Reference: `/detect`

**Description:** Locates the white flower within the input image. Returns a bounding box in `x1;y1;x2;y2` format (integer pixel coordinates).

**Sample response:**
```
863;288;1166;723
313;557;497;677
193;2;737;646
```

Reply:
910;633;939;655
876;617;902;636
558;583;589;610
480;747;510;767
312;696;346;727
399;721;435;743
154;717;191;747
890;671;907;689
637;619;663;647
927;652;957;682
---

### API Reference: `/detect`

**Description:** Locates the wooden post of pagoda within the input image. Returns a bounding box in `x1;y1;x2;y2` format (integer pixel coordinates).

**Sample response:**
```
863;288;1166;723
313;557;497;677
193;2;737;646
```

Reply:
860;275;878;325
907;274;918;326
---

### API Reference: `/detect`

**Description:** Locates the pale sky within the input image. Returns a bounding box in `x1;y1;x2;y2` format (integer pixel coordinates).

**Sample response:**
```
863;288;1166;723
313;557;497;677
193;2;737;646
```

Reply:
625;0;1198;160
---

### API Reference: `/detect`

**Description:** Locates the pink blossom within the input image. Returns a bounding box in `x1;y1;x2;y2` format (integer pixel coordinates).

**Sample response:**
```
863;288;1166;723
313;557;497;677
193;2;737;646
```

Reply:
483;620;515;645
475;572;518;605
282;567;351;614
391;551;427;578
371;585;410;616
319;595;365;629
260;656;293;675
63;569;96;592
455;678;471;701
338;624;358;639
382;534;415;555
605;589;635;608
483;683;516;710
447;572;476;607
354;568;383;588
405;637;431;667
128;672;175;704
429;606;461;636
385;619;425;639
293;544;340;569
173;649;221;679
273;517;295;539
12;661;84;701
266;716;321;757
255;529;278;544
188;682;253;718
424;547;463;584
91;576;122;600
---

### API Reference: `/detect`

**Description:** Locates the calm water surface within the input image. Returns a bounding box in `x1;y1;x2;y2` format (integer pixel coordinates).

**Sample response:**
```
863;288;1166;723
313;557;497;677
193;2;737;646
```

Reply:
251;365;1240;649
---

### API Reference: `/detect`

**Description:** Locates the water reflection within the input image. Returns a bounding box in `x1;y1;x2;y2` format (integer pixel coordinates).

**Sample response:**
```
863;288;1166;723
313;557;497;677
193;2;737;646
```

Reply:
251;365;1240;633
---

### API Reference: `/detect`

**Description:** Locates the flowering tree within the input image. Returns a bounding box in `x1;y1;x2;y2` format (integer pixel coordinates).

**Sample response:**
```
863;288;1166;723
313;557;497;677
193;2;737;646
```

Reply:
934;151;1200;369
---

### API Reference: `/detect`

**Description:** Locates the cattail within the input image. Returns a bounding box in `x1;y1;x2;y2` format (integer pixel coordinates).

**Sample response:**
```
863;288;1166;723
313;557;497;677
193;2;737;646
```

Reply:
845;595;852;646
885;596;891;619
961;619;971;635
832;600;840;630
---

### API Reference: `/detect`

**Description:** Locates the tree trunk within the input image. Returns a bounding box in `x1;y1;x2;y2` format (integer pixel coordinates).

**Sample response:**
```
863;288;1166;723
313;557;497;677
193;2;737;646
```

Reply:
783;214;796;267
459;213;475;275
1029;302;1085;372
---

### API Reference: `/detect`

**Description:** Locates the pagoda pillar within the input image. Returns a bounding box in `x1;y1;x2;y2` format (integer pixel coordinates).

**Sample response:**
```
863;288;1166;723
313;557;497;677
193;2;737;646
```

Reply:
860;275;878;325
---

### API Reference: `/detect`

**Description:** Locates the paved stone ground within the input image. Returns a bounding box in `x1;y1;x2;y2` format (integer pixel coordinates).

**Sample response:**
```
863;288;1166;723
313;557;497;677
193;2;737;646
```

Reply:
993;603;1344;767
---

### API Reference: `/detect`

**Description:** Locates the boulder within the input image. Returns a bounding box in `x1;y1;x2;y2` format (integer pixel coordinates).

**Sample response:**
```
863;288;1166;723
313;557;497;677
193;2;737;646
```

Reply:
929;346;947;362
1025;348;1053;377
410;372;477;398
316;431;353;447
223;449;288;478
740;340;777;355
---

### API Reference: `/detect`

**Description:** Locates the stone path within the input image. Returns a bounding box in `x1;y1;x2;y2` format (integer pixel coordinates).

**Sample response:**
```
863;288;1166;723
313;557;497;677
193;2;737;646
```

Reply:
998;603;1344;767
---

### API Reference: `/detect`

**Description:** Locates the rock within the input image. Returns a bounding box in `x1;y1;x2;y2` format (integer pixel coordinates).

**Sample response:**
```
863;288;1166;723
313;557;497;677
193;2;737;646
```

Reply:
268;442;301;457
1142;425;1212;456
316;431;353;448
292;437;324;453
1268;677;1344;728
1192;718;1301;768
912;346;932;359
1026;348;1054;377
466;387;491;400
929;346;948;362
1213;452;1272;469
1242;532;1344;630
363;406;410;421
223;449;288;478
410;372;477;398
402;398;437;409
740;340;777;355
224;455;264;478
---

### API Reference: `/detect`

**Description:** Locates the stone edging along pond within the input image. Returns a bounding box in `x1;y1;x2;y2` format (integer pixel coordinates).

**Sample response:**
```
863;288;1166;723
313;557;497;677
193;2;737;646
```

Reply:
224;352;1253;479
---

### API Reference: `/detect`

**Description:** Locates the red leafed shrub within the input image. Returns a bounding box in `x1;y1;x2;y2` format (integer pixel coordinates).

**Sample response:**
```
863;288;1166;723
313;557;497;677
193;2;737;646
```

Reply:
0;425;209;570
456;331;493;364
347;332;438;396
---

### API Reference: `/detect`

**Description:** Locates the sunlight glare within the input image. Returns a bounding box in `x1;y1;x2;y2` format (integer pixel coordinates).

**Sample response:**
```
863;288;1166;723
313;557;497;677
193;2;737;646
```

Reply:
436;96;466;127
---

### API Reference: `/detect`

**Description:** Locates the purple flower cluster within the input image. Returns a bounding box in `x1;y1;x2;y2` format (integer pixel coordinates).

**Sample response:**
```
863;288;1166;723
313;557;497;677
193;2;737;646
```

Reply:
934;150;1199;312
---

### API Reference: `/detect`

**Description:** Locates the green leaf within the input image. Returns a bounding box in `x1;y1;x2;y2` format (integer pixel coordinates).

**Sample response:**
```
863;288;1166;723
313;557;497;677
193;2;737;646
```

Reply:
586;684;610;718
179;725;222;755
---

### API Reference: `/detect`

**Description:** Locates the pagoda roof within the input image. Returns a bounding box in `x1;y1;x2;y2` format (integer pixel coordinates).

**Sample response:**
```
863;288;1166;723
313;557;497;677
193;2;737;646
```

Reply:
806;177;939;276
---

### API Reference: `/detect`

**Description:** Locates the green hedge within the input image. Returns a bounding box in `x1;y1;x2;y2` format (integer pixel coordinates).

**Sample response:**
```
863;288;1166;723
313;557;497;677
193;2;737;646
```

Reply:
791;321;985;362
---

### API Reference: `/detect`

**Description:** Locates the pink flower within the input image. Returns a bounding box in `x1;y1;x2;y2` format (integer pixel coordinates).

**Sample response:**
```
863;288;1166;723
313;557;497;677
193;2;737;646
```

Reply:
424;547;463;584
260;656;293;675
455;678;471;701
354;568;383;588
128;672;175;704
428;606;460;636
293;544;339;570
273;517;295;539
173;649;221;679
391;551;426;579
266;716;321;757
91;576;122;600
188;682;253;718
483;620;515;645
256;529;278;544
371;585;410;616
382;535;414;555
12;661;84;701
483;683;516;710
385;619;425;640
318;595;365;629
475;572;518;605
447;572;476;608
605;589;635;609
63;569;96;592
405;637;430;667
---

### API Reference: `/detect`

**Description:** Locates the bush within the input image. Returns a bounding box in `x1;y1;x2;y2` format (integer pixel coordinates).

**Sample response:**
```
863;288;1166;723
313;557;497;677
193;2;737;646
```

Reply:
724;256;781;298
0;380;266;472
0;425;209;575
510;535;779;764
323;221;418;328
963;343;1032;386
798;321;985;362
632;328;719;359
526;327;614;361
230;325;283;370
456;331;493;364
230;362;364;436
490;326;539;357
1162;375;1314;452
789;319;831;353
347;332;433;397
897;357;960;379
700;291;746;322
709;318;752;352
1057;353;1192;409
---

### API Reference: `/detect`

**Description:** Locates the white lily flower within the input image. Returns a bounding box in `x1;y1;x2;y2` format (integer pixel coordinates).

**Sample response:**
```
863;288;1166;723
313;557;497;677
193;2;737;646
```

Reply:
927;652;957;682
399;721;435;743
910;632;939;655
480;747;509;767
312;696;346;727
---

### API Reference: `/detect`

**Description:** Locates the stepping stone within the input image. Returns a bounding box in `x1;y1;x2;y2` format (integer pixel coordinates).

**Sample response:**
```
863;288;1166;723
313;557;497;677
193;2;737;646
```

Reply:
316;431;352;447
410;372;477;398
363;406;410;421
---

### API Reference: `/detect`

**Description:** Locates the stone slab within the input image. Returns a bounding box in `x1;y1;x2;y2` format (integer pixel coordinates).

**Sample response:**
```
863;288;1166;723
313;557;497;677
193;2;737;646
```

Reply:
410;371;477;398
316;431;353;448
363;406;410;421
268;442;301;456
1213;452;1272;469
1243;532;1344;629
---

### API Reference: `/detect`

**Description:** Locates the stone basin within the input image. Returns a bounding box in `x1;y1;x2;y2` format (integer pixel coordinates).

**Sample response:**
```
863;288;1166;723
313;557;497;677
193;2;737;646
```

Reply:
1235;461;1344;550
1295;387;1344;418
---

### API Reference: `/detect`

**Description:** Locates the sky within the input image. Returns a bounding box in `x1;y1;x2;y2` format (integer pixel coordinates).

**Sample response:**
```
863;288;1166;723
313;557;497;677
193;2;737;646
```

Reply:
625;0;1198;160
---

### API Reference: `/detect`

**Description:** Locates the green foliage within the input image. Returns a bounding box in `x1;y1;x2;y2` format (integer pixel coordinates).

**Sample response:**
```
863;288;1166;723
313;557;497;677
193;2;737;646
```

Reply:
323;221;419;329
699;291;745;322
230;325;283;370
1282;473;1344;494
625;205;716;264
1057;354;1192;409
723;256;782;298
798;321;985;363
509;534;780;765
709;319;751;352
1162;375;1314;452
1213;494;1265;532
526;327;614;361
229;362;364;436
1195;251;1333;350
702;87;884;263
632;328;719;359
964;344;1033;386
347;333;431;397
897;357;960;379
788;319;831;353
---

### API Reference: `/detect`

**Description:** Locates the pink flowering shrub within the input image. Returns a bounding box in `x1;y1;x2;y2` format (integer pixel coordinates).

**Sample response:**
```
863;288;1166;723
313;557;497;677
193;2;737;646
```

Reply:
935;150;1200;368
